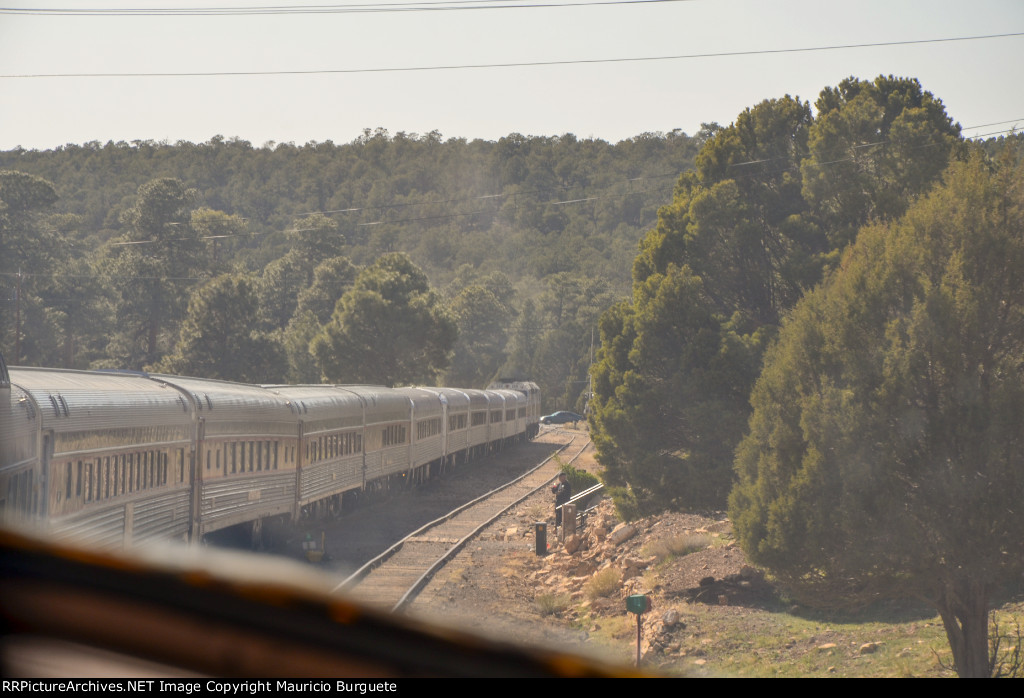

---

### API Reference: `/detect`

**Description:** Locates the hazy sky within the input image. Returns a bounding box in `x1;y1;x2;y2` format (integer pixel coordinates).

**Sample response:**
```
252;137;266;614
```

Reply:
1;0;1021;150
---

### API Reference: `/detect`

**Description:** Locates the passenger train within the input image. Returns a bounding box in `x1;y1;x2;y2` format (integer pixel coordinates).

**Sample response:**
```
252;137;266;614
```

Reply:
0;352;541;550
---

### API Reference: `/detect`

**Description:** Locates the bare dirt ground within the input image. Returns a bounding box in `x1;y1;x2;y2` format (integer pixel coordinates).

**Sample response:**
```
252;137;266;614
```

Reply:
262;429;1023;677
405;435;762;672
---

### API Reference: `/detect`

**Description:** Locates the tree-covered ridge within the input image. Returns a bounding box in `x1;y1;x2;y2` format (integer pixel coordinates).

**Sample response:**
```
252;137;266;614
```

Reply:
0;129;699;407
0;129;699;286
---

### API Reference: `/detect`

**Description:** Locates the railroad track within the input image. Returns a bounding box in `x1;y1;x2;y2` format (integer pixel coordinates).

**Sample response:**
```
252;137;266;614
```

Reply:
334;434;590;612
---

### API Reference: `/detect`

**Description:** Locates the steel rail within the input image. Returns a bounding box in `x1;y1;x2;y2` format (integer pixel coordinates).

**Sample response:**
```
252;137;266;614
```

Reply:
334;434;591;612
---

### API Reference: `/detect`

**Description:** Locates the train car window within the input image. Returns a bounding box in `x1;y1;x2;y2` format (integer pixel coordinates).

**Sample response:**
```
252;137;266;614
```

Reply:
65;463;72;502
84;462;93;502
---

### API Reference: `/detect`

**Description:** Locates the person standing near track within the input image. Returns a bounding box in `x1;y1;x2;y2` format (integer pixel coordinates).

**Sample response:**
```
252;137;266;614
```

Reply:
552;472;572;529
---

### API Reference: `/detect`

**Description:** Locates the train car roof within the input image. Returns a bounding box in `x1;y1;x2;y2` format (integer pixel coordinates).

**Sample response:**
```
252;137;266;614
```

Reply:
150;373;295;421
493;388;526;405
391;386;444;413
9;367;193;431
262;384;366;413
487;379;540;395
414;386;471;409
460;388;491;409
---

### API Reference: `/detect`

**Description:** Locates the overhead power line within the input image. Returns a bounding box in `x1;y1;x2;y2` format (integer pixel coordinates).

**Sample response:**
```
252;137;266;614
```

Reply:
3;32;1021;78
1;0;700;16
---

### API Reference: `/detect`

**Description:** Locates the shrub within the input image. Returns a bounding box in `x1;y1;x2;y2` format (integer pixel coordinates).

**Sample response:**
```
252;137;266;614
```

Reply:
584;567;622;600
556;458;600;494
534;592;572;616
642;533;712;562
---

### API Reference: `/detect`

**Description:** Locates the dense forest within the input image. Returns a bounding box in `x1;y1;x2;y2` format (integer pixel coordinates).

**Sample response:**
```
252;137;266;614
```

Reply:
0;127;703;410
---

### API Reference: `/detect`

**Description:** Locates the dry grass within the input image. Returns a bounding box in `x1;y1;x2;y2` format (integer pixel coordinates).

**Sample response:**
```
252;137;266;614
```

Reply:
585;567;622;601
642;533;712;562
534;592;573;616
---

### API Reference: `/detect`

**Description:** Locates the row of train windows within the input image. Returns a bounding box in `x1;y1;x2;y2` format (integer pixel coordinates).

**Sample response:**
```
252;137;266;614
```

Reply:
3;470;37;517
451;411;522;430
416;417;442;440
60;450;184;504
207;440;282;474
307;432;362;463
381;424;407;447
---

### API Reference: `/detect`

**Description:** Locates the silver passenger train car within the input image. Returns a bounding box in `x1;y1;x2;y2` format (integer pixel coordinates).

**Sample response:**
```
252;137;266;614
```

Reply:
0;362;540;550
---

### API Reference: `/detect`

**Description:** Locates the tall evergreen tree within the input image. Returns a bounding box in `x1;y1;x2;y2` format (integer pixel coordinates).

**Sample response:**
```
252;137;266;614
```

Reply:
98;178;204;369
591;77;962;512
156;274;284;383
0;171;60;364
311;253;456;386
730;151;1024;678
